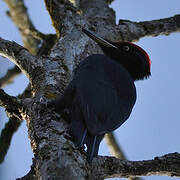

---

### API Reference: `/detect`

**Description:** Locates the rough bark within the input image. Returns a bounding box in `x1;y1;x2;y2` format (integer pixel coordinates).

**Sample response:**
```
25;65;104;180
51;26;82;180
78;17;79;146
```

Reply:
0;84;32;164
118;14;180;41
92;152;180;179
0;0;180;179
105;133;143;180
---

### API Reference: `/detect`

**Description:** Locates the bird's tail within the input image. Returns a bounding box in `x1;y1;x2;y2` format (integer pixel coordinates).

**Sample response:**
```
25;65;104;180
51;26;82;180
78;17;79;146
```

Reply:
86;133;104;162
70;98;104;162
70;99;87;147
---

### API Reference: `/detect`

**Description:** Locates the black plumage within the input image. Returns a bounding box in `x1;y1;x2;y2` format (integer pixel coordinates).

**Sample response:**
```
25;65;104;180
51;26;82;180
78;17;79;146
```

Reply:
50;28;151;162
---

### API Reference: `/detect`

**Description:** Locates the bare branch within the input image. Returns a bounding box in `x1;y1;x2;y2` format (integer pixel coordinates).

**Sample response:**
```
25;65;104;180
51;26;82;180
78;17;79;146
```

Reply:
0;83;32;164
0;89;22;117
0;36;65;97
105;133;143;180
17;83;32;99
105;133;126;159
117;14;180;42
4;0;57;56
36;34;57;56
1;1;57;89
0;37;41;81
0;66;21;88
92;153;180;179
0;117;21;163
0;89;20;108
4;0;40;55
1;1;178;179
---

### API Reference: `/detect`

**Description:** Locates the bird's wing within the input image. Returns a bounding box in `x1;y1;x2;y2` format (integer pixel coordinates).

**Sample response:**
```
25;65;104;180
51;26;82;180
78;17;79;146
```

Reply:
76;69;134;135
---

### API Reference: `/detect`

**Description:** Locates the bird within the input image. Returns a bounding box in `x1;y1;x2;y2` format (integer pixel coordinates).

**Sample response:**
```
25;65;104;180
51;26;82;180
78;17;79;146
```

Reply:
49;28;151;162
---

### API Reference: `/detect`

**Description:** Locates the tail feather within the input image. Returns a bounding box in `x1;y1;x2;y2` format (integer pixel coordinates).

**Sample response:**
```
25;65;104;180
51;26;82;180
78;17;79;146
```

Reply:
88;136;97;162
80;129;87;147
86;133;104;162
70;102;86;147
70;97;105;162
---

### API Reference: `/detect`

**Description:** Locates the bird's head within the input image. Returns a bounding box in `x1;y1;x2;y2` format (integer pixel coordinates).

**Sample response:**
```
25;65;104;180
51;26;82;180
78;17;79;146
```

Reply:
82;28;151;81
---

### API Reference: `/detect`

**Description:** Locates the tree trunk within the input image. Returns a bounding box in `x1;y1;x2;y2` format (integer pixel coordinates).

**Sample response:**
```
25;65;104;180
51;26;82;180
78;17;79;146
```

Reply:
0;0;180;179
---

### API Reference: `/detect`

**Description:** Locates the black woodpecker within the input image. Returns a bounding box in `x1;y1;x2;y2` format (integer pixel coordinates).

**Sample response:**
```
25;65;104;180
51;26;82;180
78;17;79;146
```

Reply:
49;28;151;162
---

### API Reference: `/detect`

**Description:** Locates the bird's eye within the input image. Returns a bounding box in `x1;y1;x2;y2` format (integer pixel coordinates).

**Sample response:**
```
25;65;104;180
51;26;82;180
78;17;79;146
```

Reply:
123;45;130;52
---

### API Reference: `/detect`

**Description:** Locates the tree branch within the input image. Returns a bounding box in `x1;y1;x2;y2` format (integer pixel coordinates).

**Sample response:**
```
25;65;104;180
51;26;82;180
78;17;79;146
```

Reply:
4;0;40;55
0;66;21;88
1;1;178;179
105;133;143;180
2;0;57;89
105;133;126;159
0;35;67;97
0;117;21;163
0;89;22;119
92;152;180;179
0;83;32;164
17;83;32;99
0;37;41;82
117;14;180;42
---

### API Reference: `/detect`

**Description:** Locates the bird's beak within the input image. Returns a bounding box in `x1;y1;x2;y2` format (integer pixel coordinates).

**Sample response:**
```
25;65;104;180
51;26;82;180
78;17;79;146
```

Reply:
82;28;117;49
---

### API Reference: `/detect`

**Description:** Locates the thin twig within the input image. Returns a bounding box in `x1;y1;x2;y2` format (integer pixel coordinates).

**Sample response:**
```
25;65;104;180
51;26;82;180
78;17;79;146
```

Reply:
0;66;21;88
0;117;21;163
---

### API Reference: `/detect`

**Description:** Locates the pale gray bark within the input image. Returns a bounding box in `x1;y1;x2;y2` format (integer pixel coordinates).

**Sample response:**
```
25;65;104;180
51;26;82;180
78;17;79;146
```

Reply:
0;0;180;179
